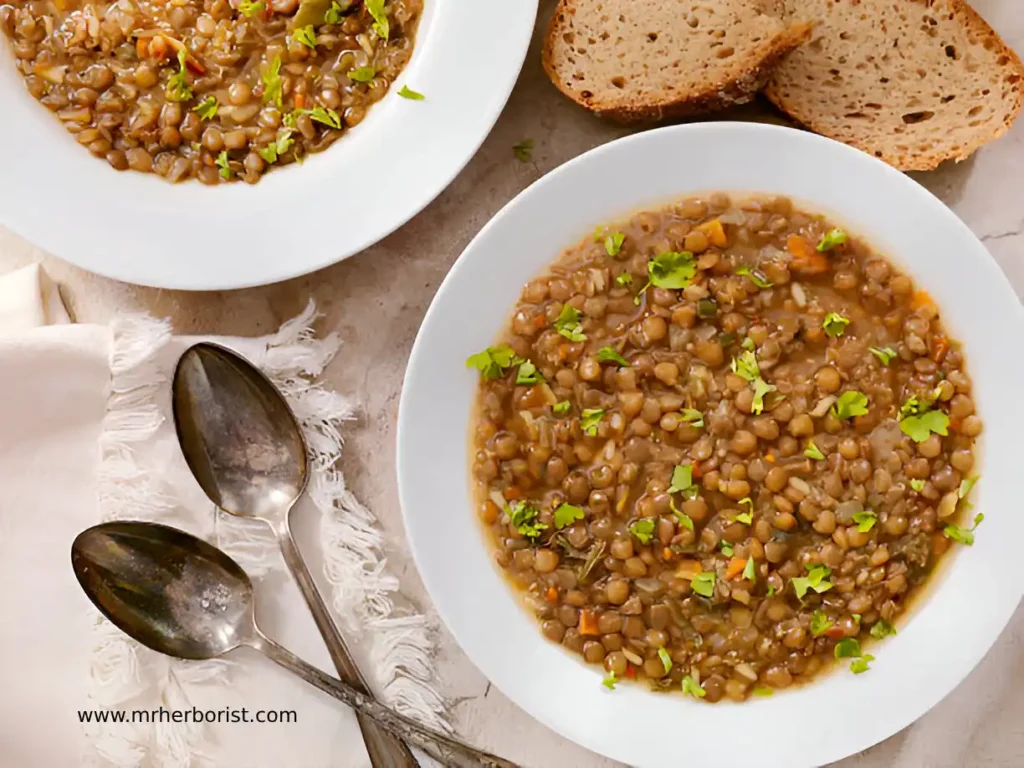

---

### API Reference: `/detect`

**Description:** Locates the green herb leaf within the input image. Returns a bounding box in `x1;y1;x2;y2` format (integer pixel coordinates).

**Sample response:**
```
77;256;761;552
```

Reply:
238;0;264;16
553;304;586;342
554;503;584;530
257;130;294;164
736;266;773;288
215;150;231;180
766;586;776;597
869;346;897;366
733;499;754;525
743;556;756;581
697;297;718;319
658;647;672;674
832;390;869;420
720;541;734;557
605;232;625;257
822;312;851;338
691;571;715;598
262;55;283;106
602;672;617;690
850;655;875;674
615;272;632;286
466;345;517;379
870;619;897;640
752;685;774;697
292;24;317;49
508;501;546;541
512;139;533;163
166;49;192;102
853;613;862;624
192;96;218;121
792;565;832;599
324;0;350;23
365;0;389;39
668;464;694;496
682;675;706;699
515;360;542;385
910;478;925;492
852;510;877;533
804;440;825;461
397;84;424;100
348;65;376;83
581;408;604;436
596;347;630;367
810;610;834;637
553;400;571;415
680;409;704;428
899;408;949;443
817;228;847;252
959;475;979;499
648;251;696;290
751;377;777;416
834;638;862;659
944;512;984;545
670;499;694;531
741;336;756;351
731;350;759;382
629;518;656;544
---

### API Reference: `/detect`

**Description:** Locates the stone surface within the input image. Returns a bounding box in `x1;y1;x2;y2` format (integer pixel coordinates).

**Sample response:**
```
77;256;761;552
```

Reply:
1;1;1023;766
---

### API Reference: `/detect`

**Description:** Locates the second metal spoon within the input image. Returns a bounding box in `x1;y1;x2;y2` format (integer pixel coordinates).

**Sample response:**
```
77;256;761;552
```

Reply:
172;342;415;767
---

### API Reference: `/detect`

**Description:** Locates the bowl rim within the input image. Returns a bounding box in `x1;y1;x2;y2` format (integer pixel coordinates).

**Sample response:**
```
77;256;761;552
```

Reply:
0;0;538;290
398;122;1024;767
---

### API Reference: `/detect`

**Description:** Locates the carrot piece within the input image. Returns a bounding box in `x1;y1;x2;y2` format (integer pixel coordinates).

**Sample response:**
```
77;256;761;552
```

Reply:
691;462;703;479
294;92;308;110
533;313;545;329
696;219;728;248
824;626;846;640
911;290;935;311
787;234;829;274
765;453;776;463
545;586;559;603
931;334;949;363
675;560;702;580
624;664;636;679
662;547;674;561
136;37;150;58
148;34;168;60
503;486;522;501
579;609;600;636
949;416;964;433
725;557;747;580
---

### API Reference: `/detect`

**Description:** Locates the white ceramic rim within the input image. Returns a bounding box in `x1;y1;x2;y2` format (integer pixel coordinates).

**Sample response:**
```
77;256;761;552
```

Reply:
0;0;537;290
398;123;1024;767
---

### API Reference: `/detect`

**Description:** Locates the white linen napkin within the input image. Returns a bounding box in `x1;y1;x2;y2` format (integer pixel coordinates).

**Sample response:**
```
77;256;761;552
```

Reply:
0;265;448;768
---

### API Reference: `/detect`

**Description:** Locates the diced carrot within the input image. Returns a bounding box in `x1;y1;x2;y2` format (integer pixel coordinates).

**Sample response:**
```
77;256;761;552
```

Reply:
949;416;963;433
545;586;559;603
825;626;846;640
765;453;776;463
675;560;702;580
294;92;308;110
503;486;522;501
533;313;546;329
725;557;747;580
136;37;150;58
148;34;168;60
911;290;935;311
697;219;728;248
662;547;674;561
691;462;703;479
624;664;636;679
579;609;600;636
787;233;829;274
931;334;949;363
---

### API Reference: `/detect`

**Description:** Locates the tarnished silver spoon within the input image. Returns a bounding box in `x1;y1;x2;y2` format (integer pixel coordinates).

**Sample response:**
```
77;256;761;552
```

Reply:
171;342;415;767
71;521;518;768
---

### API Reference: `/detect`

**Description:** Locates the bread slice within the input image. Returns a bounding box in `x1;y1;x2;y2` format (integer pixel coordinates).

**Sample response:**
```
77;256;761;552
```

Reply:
542;0;811;123
763;0;1024;170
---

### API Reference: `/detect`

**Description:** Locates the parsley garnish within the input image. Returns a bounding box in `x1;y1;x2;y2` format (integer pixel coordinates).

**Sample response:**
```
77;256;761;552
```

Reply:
691;571;715;598
670;499;694;531
766;586;776;597
398;85;424;100
959;475;979;500
680;409;704;428
910;478;925;492
605;232;625;257
508;501;546;541
554;503;584;529
668;464;696;497
658;647;672;674
324;0;350;23
852;510;877;533
741;336;755;351
817;228;847;252
466;345;516;379
602;672;617;690
348;65;376;83
262;55;283;106
743;557;756;581
239;0;264;15
553;304;586;342
944;512;984;545
870;619;897;640
834;638;861;659
553;400;571;415
832;391;869;420
615;272;632;286
682;675;706;699
257;130;294;164
736;266;772;288
822;312;850;337
580;408;604;436
629;518;656;544
215;150;231;180
804;440;825;460
515;360;542;385
512;139;533;162
730;350;776;414
365;0;389;39
166;49;192;102
644;251;696;291
898;395;949;443
810;609;833;637
791;564;832;599
596;347;629;366
292;25;317;49
869;346;897;365
850;655;875;674
192;96;218;121
720;541;734;557
752;685;774;697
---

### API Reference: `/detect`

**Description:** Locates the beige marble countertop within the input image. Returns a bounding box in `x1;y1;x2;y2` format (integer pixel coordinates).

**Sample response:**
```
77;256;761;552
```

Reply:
3;1;1023;766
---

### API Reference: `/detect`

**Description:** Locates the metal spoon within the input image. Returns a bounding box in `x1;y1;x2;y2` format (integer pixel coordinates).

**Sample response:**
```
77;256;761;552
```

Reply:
71;521;518;768
171;342;415;768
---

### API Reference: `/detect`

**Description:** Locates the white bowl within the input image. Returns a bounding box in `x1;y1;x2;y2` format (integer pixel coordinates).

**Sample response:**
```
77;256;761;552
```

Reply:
0;0;536;289
398;123;1024;768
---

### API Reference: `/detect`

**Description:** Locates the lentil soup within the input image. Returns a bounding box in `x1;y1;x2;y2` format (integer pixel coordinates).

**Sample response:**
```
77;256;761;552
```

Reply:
467;193;983;702
0;0;420;183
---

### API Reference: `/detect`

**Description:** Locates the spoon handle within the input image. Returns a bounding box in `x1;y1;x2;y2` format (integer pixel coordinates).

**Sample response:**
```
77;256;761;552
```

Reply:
276;521;417;768
250;631;518;768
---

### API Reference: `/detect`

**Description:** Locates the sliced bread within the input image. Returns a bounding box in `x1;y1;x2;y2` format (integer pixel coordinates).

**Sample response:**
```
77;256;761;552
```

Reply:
763;0;1024;170
542;0;811;123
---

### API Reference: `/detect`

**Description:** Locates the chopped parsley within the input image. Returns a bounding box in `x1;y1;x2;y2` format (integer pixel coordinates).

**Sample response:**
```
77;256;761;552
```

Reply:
852;510;877;533
804;440;825;461
944;512;984;545
261;55;283;106
898;396;949;443
348;65;376;83
850;655;875;674
691;571;715;598
731;350;775;414
752;685;774;697
743;556;756;581
512;138;533;162
365;0;389;39
605;232;625;257
670;499;694;531
553;400;571;415
822;312;850;337
602;672;617;690
553;304;586;342
766;586;776;597
637;251;697;301
658;647;673;674
629;518;656;544
257;130;294;164
292;24;317;49
680;409;704;428
697;297;717;318
466;345;516;378
682;675;706;699
751;378;777;415
515;360;542;385
736;266;773;288
508;501;546;541
720;541;734;557
791;564;832;599
870;619;897;640
554;503;584;530
215;150;231;180
733;500;753;525
834;637;862;659
869;346;897;366
832;390;869;420
817;228;847;252
668;464;696;497
910;478;925;492
596;347;630;366
397;85;424;100
959;475;979;499
580;408;604;436
166;49;192;102
192;96;218;121
324;0;350;23
810;609;833;637
616;272;633;286
238;0;264;15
